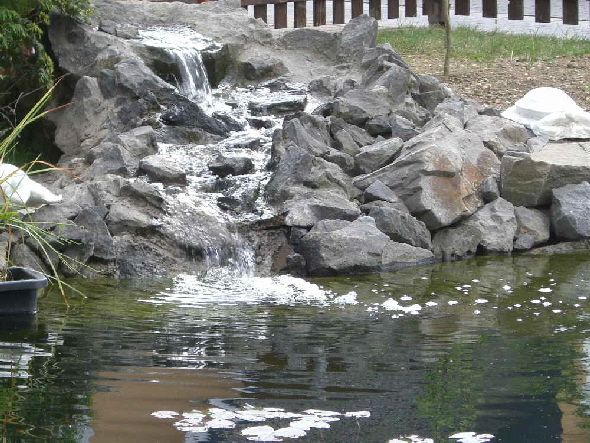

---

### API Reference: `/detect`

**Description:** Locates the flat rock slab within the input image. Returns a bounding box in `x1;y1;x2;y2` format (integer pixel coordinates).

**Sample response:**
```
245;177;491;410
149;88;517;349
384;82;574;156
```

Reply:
501;141;590;207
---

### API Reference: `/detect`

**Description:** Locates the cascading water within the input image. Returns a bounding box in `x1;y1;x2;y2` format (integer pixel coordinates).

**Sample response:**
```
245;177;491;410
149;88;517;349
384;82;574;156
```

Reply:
140;28;214;105
137;27;330;303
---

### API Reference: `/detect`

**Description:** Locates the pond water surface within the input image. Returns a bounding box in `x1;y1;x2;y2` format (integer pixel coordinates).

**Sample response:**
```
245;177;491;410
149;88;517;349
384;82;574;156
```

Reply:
2;252;590;442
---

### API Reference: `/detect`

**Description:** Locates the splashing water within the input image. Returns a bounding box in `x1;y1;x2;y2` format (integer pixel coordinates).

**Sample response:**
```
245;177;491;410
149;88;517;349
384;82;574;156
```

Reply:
139;27;218;105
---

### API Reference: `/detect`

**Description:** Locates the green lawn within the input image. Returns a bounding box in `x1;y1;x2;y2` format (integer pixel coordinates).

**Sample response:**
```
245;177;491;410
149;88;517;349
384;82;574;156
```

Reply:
377;26;590;62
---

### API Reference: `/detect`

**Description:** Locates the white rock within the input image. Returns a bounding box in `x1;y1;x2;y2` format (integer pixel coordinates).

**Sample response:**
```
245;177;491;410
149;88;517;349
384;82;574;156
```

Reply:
502;87;590;140
532;111;590;140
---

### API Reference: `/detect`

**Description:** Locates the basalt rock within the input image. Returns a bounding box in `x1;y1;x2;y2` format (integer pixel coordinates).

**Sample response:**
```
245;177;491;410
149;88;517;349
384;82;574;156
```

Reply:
550;182;590;240
500;141;590;207
354;116;501;230
299;216;433;276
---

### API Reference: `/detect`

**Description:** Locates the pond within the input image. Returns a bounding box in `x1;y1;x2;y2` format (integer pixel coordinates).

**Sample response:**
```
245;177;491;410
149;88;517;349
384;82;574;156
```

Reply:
2;252;590;442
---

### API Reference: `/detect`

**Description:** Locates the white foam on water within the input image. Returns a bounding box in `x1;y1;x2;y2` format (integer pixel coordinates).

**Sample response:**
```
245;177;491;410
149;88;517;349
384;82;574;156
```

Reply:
144;273;336;307
155;405;370;441
449;432;495;442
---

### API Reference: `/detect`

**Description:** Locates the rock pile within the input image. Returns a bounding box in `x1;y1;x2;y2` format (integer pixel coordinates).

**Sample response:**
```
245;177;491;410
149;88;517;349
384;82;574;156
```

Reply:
10;0;590;278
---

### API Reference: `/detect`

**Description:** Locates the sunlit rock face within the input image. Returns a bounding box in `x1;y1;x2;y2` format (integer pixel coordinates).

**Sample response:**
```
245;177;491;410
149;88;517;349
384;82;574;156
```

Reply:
354;116;501;231
500;141;590;207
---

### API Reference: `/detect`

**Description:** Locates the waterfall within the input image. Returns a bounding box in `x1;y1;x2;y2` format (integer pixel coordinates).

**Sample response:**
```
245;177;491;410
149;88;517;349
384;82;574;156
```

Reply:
168;47;211;103
139;27;217;105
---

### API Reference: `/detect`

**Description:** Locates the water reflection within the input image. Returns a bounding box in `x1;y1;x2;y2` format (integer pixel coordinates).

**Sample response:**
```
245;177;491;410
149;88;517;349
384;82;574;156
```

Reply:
0;254;590;441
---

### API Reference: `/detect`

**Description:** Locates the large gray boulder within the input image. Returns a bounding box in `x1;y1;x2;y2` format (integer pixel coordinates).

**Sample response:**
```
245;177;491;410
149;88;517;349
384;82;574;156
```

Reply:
54;76;112;155
462;198;517;254
329;117;374;155
299;216;433;275
208;155;254;178
282;191;361;227
83;142;139;178
139;155;188;185
355;137;403;174
354;116;501;230
361;57;416;103
266;142;359;205
501;141;590;207
369;206;432;249
278;28;341;62
513;206;550;250
550;182;590;240
338;14;378;63
331;88;396;126
432;224;482;261
277;114;332;159
466;114;531;158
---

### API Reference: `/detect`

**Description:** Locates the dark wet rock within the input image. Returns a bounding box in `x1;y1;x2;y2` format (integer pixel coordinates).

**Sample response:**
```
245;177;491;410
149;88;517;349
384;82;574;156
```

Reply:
161;95;228;136
369;206;432;249
365;115;419;140
514;206;550;250
247;117;275;130
355;137;403;175
501;142;590;207
139;155;187;185
212;112;245;133
354;116;501;230
551;182;590;240
299;216;433;276
209;154;255;178
157;126;222;145
248;93;307;116
71;207;115;261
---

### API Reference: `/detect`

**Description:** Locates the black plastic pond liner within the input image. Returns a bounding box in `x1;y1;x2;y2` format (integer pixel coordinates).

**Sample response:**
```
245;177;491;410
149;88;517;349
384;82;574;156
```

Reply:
0;267;48;314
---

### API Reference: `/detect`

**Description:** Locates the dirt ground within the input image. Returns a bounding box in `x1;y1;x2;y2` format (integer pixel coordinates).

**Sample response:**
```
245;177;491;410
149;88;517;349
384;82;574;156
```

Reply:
403;54;590;111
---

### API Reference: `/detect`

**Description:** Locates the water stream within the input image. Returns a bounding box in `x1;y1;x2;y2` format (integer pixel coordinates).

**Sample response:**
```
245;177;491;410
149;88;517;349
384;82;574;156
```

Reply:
2;253;590;442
